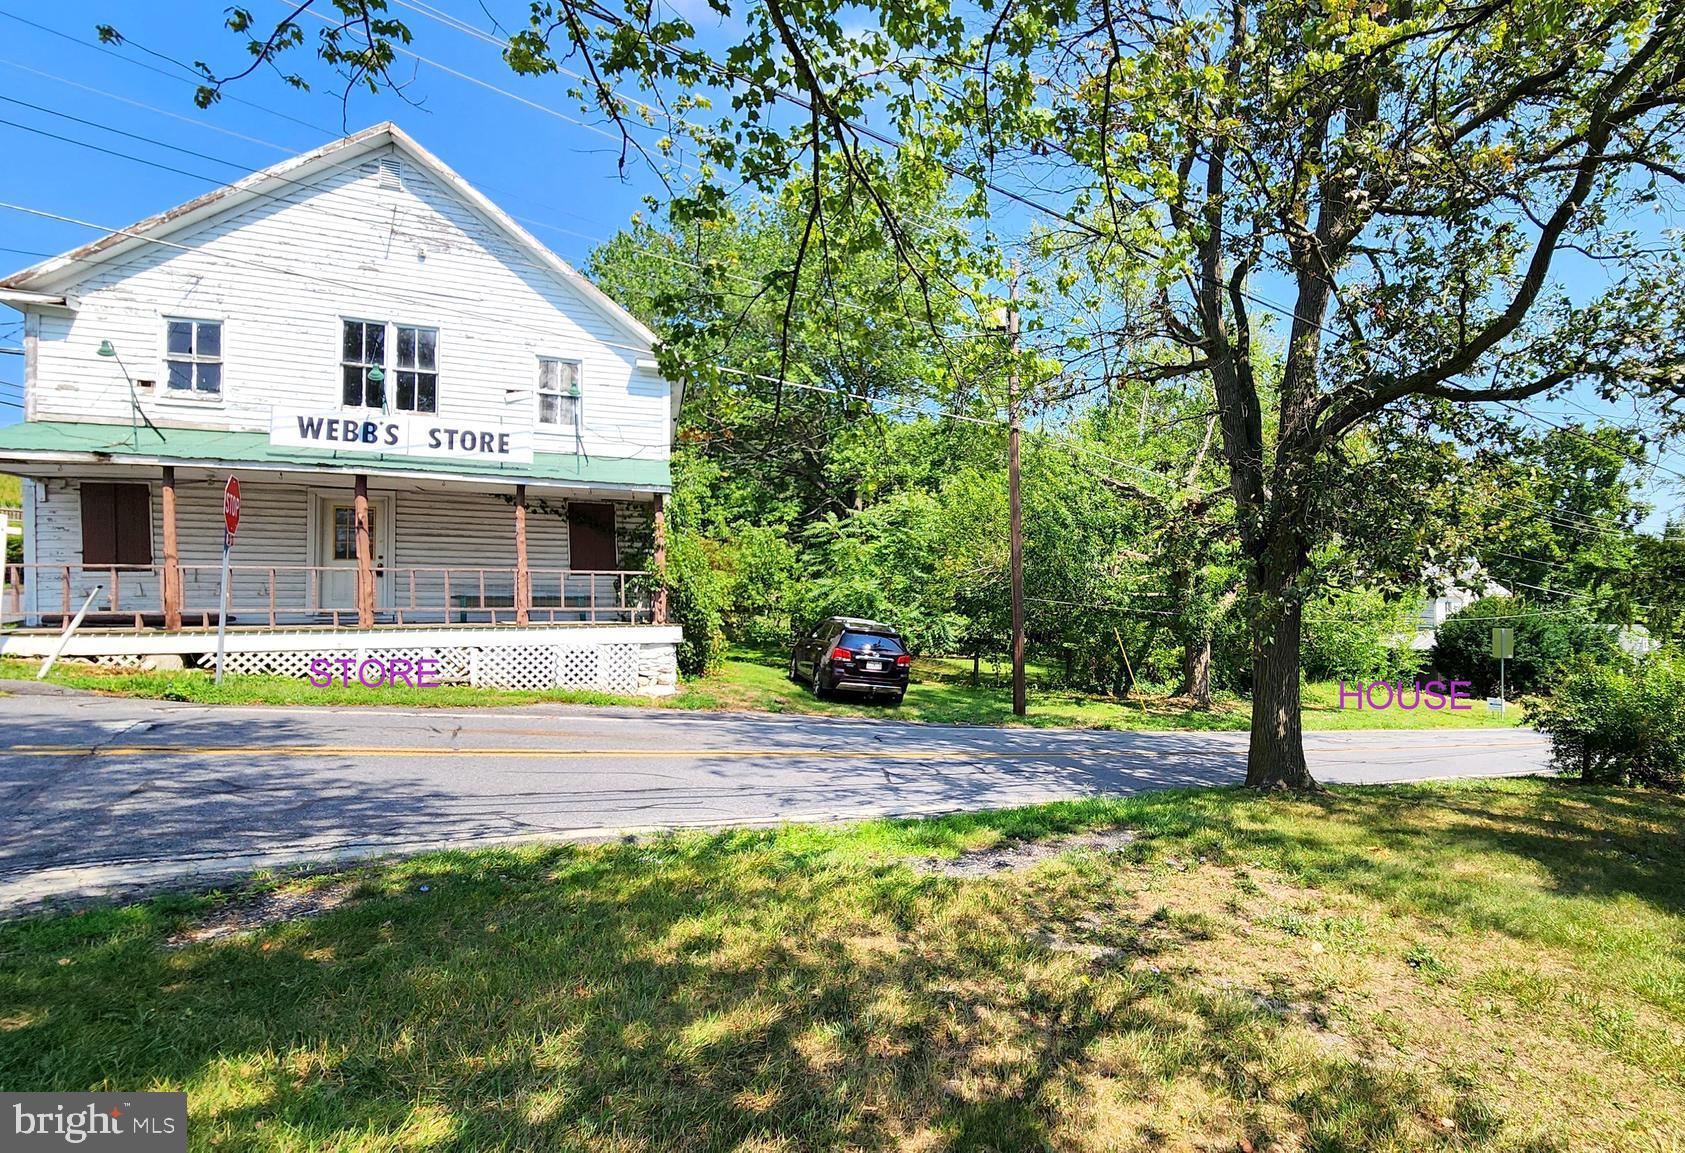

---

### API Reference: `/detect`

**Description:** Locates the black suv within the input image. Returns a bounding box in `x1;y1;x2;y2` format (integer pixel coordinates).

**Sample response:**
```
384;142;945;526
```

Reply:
790;617;910;704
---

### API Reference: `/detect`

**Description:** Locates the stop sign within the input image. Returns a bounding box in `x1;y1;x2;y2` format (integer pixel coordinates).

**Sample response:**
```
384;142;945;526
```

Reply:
223;476;241;537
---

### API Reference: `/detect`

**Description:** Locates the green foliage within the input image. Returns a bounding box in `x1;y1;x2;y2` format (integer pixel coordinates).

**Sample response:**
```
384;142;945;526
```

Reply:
663;529;727;677
658;461;729;677
1430;597;1616;696
1301;588;1425;683
1466;426;1651;621
1528;653;1685;789
715;523;797;645
797;487;971;652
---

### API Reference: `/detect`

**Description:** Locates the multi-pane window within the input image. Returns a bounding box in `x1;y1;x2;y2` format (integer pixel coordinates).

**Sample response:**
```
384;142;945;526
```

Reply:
341;320;386;408
341;320;439;411
332;505;376;560
394;325;438;413
165;319;222;396
537;358;581;427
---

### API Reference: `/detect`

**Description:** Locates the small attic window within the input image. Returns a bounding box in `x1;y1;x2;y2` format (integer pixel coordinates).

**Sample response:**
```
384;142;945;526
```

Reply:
358;157;403;190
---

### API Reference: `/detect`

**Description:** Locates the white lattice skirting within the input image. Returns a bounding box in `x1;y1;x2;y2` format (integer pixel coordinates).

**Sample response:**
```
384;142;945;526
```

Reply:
1;624;683;695
206;643;646;691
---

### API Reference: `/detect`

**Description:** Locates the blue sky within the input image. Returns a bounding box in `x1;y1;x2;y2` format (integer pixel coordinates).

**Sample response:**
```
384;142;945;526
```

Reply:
0;0;702;413
0;0;1679;527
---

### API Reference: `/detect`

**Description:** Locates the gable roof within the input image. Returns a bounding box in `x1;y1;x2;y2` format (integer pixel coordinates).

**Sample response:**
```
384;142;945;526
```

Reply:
0;122;660;351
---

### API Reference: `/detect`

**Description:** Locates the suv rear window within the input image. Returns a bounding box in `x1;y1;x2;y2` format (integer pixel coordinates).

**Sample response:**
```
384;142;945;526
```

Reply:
840;632;904;654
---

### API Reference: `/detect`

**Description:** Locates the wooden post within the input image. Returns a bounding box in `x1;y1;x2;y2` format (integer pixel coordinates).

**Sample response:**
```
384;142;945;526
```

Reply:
652;491;668;624
1007;262;1026;717
161;466;182;630
353;474;374;627
514;483;530;625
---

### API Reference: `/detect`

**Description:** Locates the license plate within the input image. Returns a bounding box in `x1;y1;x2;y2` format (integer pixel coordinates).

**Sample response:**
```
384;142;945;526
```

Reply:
864;660;884;671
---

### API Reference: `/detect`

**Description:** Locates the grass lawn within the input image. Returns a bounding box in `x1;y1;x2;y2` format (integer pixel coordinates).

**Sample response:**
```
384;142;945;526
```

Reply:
0;778;1679;1150
0;650;1521;732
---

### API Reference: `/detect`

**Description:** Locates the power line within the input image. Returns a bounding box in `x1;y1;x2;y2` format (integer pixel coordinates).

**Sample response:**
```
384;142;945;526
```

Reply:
0;18;629;235
0;56;299;155
0;77;950;337
9;14;1663;510
1492;398;1685;486
287;0;687;163
53;0;1682;483
0;7;339;137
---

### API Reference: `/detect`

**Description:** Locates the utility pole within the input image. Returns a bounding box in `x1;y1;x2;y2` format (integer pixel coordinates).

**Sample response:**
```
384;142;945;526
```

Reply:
1007;262;1026;717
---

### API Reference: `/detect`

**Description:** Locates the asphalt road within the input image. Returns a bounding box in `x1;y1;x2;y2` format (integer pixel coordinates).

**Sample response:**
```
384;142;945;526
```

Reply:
0;690;1552;910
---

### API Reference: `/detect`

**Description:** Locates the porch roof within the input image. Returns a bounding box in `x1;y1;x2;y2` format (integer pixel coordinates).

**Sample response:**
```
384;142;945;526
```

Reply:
0;420;669;492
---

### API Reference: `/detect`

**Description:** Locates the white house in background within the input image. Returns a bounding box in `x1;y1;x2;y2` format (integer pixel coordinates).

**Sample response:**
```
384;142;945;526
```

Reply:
0;123;681;692
1410;563;1511;650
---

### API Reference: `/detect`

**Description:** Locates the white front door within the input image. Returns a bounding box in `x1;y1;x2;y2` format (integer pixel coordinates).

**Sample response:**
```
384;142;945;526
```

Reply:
315;494;392;610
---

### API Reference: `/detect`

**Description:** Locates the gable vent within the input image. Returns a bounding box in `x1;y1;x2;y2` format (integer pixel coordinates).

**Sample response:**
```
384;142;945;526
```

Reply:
358;157;404;190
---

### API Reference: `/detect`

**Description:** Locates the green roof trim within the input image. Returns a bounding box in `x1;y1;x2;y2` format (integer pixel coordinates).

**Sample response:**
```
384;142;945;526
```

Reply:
0;421;670;489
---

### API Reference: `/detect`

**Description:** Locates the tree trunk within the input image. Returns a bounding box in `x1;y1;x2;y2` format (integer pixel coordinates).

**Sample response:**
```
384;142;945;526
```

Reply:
1245;550;1316;790
1178;632;1212;708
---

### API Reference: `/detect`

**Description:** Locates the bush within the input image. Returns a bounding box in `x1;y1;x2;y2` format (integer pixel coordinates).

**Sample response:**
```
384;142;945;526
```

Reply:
1527;652;1685;789
1301;587;1424;683
1430;596;1615;695
661;527;728;677
718;524;797;642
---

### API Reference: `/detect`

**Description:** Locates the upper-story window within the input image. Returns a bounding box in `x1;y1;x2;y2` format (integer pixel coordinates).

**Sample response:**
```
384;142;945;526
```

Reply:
537;358;581;428
341;319;385;408
394;325;438;413
165;319;222;398
341;320;438;412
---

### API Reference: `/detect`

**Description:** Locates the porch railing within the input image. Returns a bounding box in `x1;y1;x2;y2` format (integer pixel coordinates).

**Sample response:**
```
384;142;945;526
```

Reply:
1;564;656;628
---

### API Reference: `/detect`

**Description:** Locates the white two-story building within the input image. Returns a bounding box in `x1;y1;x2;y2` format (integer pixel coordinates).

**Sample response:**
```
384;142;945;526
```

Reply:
0;123;681;692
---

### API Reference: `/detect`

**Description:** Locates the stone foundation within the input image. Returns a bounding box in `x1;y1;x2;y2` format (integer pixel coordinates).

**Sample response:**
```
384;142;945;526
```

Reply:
636;641;679;696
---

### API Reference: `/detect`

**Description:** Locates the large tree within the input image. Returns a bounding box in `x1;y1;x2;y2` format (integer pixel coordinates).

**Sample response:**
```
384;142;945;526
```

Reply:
168;0;1685;787
1018;0;1685;785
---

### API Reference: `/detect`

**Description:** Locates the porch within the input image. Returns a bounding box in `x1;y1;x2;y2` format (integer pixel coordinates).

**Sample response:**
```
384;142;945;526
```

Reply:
1;463;682;693
5;467;670;631
3;563;654;628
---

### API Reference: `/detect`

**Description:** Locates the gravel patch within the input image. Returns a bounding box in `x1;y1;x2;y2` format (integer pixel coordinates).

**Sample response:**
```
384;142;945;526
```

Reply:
165;882;357;947
913;827;1136;877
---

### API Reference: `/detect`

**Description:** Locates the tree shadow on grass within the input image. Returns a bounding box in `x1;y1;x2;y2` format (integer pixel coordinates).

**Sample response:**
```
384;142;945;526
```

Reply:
1325;783;1684;919
0;827;1516;1151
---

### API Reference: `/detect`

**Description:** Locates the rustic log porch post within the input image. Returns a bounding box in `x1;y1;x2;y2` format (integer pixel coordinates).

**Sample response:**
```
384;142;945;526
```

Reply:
354;474;374;627
652;491;668;625
160;466;182;631
514;482;530;626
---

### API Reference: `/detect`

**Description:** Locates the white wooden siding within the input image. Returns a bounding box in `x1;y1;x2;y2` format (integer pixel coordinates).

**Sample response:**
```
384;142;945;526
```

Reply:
28;144;669;463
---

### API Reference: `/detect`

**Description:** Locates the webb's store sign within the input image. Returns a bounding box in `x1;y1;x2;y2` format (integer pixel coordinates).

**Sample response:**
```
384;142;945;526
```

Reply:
269;409;535;464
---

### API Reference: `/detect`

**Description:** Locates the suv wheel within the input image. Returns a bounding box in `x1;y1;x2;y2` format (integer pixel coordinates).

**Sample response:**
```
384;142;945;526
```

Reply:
811;665;829;699
788;655;800;683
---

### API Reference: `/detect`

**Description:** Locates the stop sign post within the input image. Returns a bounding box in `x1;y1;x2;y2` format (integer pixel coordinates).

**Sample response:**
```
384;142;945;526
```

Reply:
215;477;240;684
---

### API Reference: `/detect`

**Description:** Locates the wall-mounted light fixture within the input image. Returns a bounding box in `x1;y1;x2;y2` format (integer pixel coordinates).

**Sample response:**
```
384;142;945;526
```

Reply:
96;340;162;448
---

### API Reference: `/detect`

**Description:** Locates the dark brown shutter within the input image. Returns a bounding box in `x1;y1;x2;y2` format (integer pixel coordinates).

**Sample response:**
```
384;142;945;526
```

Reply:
79;483;152;567
567;502;618;570
114;484;153;566
80;483;116;566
